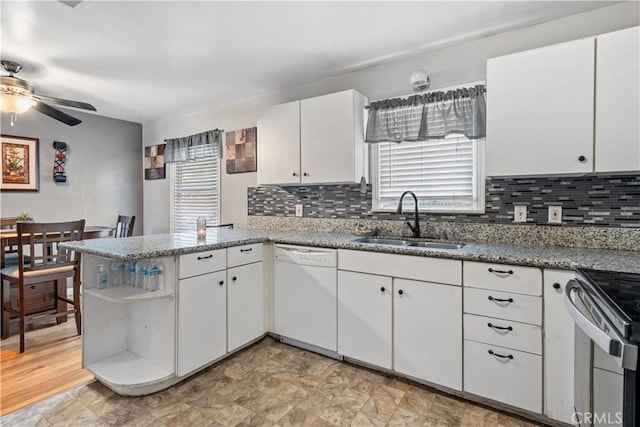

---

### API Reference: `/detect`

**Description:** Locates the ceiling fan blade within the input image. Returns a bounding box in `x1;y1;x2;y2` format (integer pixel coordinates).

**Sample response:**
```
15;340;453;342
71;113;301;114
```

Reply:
33;94;96;111
33;102;82;126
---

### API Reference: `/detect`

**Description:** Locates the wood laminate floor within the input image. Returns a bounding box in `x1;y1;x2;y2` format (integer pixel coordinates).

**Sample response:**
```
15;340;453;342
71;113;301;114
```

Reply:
0;319;94;416
1;335;543;427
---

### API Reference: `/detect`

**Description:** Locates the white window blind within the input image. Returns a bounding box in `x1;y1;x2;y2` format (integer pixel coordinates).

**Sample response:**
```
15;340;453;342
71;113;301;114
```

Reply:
374;134;484;212
172;156;220;233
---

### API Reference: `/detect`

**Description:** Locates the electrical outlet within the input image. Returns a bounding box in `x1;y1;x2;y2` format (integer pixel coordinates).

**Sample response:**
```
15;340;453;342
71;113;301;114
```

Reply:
295;204;303;217
548;206;562;224
514;205;527;223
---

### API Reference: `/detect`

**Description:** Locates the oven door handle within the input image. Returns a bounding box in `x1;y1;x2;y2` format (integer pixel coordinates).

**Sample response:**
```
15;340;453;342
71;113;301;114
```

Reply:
564;280;618;355
565;280;638;370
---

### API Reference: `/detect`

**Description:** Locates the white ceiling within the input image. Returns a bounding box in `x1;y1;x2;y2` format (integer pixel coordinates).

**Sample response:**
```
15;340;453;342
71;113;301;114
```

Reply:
0;1;619;124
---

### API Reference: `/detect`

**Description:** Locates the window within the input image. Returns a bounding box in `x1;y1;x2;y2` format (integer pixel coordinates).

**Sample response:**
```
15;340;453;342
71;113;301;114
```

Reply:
372;134;485;212
170;156;220;233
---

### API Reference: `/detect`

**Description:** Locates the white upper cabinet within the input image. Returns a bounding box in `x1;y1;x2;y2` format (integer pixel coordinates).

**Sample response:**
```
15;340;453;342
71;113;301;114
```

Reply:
257;101;301;185
486;37;595;176
257;89;367;185
595;26;640;173
487;27;640;176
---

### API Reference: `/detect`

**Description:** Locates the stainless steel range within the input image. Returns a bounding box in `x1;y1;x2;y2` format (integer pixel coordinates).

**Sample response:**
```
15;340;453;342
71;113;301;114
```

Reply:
565;269;640;427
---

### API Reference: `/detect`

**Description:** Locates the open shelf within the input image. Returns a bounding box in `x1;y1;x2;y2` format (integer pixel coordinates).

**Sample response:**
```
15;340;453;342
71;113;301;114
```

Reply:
86;351;174;388
84;286;173;303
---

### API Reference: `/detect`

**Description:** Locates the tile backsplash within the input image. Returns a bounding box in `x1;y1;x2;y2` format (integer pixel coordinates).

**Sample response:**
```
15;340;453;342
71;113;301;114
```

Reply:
248;174;640;228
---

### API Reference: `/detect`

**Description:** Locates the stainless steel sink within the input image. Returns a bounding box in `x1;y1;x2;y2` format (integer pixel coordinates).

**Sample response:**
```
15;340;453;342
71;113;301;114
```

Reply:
352;237;410;246
406;241;465;250
352;237;465;250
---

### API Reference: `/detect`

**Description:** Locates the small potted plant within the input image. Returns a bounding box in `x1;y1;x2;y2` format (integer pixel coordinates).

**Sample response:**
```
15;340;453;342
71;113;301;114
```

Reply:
16;212;34;222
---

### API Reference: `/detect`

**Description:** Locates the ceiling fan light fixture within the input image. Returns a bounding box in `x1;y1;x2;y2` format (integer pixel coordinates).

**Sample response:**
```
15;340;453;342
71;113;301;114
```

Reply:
0;93;36;114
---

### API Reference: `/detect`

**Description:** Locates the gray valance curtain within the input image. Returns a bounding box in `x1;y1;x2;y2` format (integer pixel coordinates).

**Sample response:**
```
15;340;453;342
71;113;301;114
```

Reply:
164;129;223;163
365;85;486;143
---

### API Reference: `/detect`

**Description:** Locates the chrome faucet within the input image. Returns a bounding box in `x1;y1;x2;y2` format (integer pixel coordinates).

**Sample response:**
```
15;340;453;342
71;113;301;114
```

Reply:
397;191;421;238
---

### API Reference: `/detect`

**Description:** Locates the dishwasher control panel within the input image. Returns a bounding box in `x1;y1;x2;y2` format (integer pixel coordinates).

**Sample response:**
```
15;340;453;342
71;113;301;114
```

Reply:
274;244;337;267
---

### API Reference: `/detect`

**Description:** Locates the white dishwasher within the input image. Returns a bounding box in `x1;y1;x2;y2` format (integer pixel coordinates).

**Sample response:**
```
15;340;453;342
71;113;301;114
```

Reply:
274;244;339;356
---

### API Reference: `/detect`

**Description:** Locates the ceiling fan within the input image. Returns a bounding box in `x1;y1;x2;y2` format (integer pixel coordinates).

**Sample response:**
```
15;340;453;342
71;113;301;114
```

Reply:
0;60;96;126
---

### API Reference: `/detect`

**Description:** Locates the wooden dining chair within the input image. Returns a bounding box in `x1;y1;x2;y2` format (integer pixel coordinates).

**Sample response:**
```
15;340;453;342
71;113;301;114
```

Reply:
115;215;135;237
0;220;85;353
1;217;27;268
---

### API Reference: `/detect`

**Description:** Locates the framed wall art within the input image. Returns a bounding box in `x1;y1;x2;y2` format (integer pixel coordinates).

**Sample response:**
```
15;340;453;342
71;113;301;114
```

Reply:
1;135;39;192
144;143;166;180
225;127;257;174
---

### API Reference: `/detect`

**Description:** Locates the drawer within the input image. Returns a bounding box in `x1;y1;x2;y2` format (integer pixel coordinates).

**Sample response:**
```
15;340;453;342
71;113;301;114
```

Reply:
463;313;542;355
464;340;542;413
464;287;542;325
338;249;461;285
463;261;542;296
179;249;226;279
227;243;263;268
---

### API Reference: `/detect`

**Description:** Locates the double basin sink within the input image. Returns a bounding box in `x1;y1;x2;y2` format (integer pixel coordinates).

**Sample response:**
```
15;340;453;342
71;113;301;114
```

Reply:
353;237;465;250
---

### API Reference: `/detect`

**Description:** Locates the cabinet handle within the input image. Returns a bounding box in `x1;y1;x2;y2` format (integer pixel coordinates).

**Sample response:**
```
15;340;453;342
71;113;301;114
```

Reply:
380;286;386;293
303;172;308;177
488;296;513;304
578;155;587;163
197;255;213;261
398;289;404;295
488;268;513;275
553;283;561;290
218;280;224;286
488;349;513;360
488;322;513;332
232;276;237;282
292;172;298;177
240;248;253;253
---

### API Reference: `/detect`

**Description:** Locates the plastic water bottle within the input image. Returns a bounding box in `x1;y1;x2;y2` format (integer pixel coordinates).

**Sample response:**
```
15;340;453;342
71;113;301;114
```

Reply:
148;263;163;292
135;261;145;288
130;261;139;287
96;264;108;289
122;261;131;285
110;262;122;286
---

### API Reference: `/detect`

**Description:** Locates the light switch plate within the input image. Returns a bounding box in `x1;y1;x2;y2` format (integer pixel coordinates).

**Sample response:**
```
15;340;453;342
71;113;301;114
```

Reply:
295;204;303;217
514;205;527;223
548;206;562;224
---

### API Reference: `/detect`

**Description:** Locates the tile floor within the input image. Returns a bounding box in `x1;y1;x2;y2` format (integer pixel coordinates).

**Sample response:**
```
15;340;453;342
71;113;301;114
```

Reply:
1;337;543;427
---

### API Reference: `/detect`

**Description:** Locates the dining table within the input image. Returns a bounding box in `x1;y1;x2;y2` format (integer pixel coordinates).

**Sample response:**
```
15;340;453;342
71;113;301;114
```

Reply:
0;225;114;339
0;225;114;268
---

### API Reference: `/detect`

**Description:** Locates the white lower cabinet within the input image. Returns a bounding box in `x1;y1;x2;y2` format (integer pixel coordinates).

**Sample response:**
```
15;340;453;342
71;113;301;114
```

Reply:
337;271;392;369
177;270;227;376
394;278;462;390
593;368;624;427
228;261;264;352
543;270;577;424
464;340;542;413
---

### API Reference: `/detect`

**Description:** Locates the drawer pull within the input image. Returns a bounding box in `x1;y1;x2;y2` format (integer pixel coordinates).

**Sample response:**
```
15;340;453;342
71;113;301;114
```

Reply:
197;255;213;261
240;248;253;253
488;268;513;275
488;322;513;332
488;349;513;360
488;296;513;304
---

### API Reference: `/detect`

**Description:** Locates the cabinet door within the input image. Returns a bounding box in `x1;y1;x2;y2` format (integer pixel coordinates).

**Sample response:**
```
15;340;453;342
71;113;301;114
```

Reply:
337;271;392;369
177;270;226;376
543;270;577;425
593;368;624;427
595;26;640;173
486;38;595;176
227;262;264;352
394;279;462;390
301;90;365;184
257;100;301;185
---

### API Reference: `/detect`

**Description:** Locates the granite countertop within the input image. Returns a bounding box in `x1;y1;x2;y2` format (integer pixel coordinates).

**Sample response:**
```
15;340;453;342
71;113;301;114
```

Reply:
61;228;640;274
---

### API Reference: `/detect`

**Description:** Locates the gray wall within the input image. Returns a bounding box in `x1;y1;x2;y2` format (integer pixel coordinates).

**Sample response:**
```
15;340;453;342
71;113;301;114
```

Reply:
143;2;639;234
1;109;143;234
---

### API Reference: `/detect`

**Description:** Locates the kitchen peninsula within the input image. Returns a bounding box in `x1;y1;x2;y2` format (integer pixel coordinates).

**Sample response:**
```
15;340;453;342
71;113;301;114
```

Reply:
62;227;639;425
